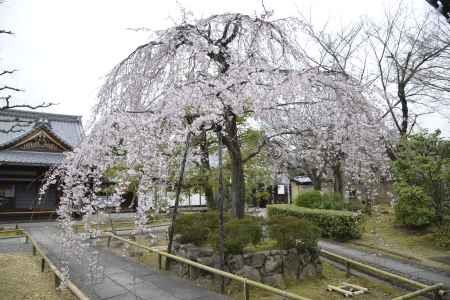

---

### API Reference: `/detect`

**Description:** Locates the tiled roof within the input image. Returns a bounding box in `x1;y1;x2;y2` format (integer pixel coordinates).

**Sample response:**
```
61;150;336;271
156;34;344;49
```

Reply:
292;176;312;184
0;109;83;148
0;150;65;166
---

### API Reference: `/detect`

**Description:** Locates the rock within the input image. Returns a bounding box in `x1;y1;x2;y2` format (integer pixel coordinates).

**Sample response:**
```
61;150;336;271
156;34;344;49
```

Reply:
228;255;244;272
185;246;201;260
264;255;283;274
172;241;322;287
250;253;266;268
111;241;124;248
263;274;286;289
173;242;180;251
199;247;214;257
236;266;261;282
197;256;214;266
284;252;299;277
299;263;318;279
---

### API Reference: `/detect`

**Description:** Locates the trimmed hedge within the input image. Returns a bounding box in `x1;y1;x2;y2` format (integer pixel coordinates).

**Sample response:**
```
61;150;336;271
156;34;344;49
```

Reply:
267;204;363;241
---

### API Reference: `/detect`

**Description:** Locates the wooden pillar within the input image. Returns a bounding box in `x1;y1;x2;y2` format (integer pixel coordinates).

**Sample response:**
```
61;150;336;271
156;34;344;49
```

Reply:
158;253;162;271
346;261;351;277
243;280;250;300
54;273;61;288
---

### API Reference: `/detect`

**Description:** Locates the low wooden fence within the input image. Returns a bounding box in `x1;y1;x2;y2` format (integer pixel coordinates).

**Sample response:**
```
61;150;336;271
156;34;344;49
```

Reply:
72;221;170;233
0;228;90;300
105;232;312;300
101;226;446;300
321;249;446;300
2;226;446;300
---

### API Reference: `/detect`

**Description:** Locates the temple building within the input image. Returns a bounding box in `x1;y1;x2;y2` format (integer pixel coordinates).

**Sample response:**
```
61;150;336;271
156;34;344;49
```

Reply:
0;109;83;216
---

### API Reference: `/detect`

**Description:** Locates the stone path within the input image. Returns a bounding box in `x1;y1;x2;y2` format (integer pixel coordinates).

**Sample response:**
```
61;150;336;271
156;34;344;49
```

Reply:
2;222;228;300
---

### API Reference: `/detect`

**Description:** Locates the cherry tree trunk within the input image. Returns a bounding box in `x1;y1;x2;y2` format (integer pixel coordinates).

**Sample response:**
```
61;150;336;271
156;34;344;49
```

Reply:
312;178;322;191
216;129;225;293
198;129;215;208
333;160;344;196
167;132;191;268
223;110;246;219
229;151;246;219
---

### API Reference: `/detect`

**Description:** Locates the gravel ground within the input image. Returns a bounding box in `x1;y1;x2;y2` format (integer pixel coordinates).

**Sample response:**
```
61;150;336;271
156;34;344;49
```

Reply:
0;252;77;300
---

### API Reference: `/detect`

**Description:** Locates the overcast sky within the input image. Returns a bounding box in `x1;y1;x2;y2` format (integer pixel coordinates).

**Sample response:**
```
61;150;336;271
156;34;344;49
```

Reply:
1;0;449;135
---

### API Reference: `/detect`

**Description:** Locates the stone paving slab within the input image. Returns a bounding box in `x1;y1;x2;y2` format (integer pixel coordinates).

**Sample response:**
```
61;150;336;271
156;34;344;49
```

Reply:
12;222;229;300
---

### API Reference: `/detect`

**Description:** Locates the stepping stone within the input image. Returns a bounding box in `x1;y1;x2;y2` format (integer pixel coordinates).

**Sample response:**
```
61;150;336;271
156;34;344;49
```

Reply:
109;271;144;287
92;277;129;299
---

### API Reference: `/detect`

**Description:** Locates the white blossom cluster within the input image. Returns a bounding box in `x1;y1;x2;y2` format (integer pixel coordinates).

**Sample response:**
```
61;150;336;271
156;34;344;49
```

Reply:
41;12;390;280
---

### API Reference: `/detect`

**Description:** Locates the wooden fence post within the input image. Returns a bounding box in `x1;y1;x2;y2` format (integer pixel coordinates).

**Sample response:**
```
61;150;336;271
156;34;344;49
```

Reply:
107;236;111;248
243;279;250;300
32;245;36;256
158;253;162;271
54;273;61;288
188;264;192;280
346;261;351;277
41;258;45;272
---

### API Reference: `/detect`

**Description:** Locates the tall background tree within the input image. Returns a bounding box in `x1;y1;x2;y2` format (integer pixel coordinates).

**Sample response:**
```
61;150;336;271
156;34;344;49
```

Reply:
1;1;53;132
298;3;450;160
426;0;450;22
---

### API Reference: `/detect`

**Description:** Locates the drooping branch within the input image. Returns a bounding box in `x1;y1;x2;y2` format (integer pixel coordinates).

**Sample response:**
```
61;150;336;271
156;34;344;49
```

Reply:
166;131;192;261
0;29;13;35
426;0;450;22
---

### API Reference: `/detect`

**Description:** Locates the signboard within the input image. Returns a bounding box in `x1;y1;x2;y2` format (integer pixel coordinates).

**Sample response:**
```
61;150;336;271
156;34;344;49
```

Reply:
277;185;285;195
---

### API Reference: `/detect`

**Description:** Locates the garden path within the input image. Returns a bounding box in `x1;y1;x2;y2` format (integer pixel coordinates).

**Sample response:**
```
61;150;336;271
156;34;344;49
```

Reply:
4;222;229;300
319;240;450;298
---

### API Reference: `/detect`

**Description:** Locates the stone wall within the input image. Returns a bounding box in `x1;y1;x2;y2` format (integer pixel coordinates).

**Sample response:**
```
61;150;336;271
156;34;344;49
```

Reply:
171;241;322;288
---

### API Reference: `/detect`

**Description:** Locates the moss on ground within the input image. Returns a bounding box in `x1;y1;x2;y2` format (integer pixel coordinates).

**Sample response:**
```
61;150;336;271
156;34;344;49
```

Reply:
0;253;77;300
0;230;23;238
353;204;450;271
229;262;403;300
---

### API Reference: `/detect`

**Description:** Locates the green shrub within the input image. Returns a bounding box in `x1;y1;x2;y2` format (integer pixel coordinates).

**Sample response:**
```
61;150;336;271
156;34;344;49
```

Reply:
393;183;434;228
209;216;263;255
267;216;319;251
198;211;231;232
434;224;450;249
294;190;322;208
174;213;210;246
294;190;347;210
174;211;234;246
267;204;363;241
319;192;346;210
